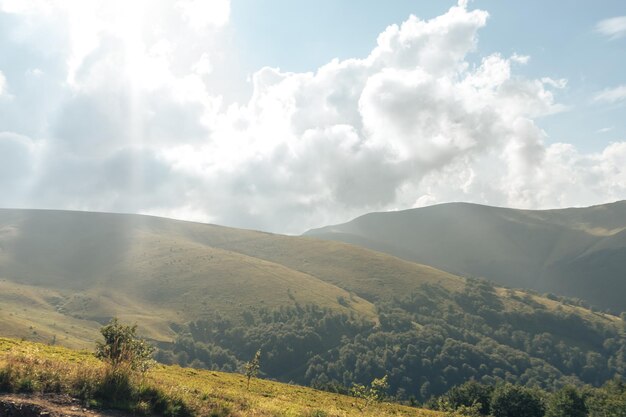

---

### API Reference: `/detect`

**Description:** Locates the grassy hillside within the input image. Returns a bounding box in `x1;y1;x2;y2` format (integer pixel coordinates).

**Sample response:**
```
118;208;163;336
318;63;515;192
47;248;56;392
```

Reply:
305;201;626;312
0;337;440;417
0;208;466;345
0;209;392;345
1;208;625;401
0;208;617;345
0;280;102;349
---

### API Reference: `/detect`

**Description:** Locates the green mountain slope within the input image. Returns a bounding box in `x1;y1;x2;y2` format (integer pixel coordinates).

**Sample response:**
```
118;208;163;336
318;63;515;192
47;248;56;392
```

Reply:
305;201;626;312
0;209;386;345
0;208;473;344
0;208;625;401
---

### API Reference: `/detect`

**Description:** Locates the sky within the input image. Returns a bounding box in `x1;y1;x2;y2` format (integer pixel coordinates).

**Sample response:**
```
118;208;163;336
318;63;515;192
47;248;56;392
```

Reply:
0;0;625;234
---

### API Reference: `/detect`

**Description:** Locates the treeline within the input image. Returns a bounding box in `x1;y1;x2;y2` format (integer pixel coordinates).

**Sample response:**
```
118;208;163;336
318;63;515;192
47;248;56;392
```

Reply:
155;304;369;377
155;279;626;401
428;379;626;417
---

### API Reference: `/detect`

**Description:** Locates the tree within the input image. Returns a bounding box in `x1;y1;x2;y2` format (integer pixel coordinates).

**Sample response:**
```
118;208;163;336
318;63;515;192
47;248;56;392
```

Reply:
95;318;155;372
433;397;483;417
490;384;544;417
585;379;626;417
351;375;389;410
244;349;261;390
444;380;494;416
545;386;587;417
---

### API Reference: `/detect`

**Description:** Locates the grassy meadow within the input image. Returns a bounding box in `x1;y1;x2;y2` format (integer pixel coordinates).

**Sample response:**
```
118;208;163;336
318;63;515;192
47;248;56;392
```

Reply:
0;337;442;417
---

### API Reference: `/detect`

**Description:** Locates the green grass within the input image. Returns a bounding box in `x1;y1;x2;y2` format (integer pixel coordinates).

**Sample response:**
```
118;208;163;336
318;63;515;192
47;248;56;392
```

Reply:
0;337;443;417
0;280;101;349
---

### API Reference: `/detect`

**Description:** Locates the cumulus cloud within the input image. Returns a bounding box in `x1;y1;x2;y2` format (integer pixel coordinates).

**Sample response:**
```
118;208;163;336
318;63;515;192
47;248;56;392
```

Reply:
595;16;626;40
1;1;626;233
176;0;230;31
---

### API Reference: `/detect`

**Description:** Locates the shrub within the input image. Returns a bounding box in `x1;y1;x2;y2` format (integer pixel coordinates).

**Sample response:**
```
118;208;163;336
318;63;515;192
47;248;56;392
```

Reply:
96;318;155;372
490;384;544;417
545;385;586;417
244;349;261;390
351;375;389;410
444;380;493;415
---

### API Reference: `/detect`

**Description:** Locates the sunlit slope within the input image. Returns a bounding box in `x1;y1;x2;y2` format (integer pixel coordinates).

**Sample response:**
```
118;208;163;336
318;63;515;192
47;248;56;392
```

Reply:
0;337;442;417
305;201;626;312
0;209;466;345
0;280;101;349
0;208;620;353
0;209;467;303
0;210;380;343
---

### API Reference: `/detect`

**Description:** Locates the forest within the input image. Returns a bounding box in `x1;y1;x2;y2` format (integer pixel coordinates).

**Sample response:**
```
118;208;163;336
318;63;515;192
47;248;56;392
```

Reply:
155;279;626;402
428;379;626;417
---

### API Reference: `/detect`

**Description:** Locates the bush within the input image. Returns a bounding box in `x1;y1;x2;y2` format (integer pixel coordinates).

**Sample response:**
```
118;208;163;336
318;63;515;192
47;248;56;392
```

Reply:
244;349;261;390
490;384;544;417
96;318;155;372
444;380;493;415
351;375;389;410
545;386;586;417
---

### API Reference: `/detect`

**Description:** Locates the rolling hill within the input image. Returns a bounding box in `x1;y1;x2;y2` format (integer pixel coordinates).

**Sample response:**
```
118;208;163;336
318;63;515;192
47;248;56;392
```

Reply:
305;201;626;313
0;208;625;400
0;208;464;345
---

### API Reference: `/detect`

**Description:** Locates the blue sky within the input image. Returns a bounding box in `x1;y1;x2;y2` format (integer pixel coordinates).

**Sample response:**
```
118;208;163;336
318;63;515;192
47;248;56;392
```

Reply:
0;0;626;233
231;0;626;152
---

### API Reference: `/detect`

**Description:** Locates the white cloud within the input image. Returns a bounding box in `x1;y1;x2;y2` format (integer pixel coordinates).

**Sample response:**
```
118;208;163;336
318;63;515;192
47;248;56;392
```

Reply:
1;1;626;233
192;53;213;75
0;0;53;14
0;71;6;96
541;77;567;89
595;16;626;40
511;54;530;64
368;4;489;76
0;70;15;100
175;0;230;31
594;85;626;104
0;0;231;90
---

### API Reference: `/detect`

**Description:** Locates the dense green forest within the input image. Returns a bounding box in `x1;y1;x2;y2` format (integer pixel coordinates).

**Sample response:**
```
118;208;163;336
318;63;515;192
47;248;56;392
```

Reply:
427;379;626;417
156;279;626;401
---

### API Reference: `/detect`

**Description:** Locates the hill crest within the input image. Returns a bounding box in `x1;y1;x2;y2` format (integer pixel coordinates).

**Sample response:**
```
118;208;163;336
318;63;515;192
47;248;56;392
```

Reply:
305;200;626;312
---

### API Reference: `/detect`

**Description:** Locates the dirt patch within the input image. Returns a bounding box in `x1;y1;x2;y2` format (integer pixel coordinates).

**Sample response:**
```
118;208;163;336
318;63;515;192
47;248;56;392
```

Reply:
0;394;136;417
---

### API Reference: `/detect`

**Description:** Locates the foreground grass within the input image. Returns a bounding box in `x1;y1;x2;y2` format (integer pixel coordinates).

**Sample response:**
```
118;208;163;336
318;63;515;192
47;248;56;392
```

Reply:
0;337;442;417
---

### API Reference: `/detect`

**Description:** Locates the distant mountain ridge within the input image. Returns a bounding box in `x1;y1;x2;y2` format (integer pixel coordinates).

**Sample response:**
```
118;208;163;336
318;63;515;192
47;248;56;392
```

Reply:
305;200;626;313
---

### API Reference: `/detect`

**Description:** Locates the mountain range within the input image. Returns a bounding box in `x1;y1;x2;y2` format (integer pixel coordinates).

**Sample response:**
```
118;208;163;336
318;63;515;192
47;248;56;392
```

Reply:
0;206;625;399
0;208;460;346
306;201;626;313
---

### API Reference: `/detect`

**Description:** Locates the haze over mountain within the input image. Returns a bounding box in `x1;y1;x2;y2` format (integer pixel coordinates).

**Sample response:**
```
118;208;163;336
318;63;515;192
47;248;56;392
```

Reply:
0;208;461;345
1;208;625;400
3;1;626;414
306;200;626;313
